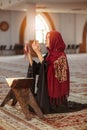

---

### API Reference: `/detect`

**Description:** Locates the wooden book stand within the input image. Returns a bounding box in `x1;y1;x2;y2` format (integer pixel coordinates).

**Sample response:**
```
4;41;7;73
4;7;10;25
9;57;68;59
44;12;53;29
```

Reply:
0;77;43;120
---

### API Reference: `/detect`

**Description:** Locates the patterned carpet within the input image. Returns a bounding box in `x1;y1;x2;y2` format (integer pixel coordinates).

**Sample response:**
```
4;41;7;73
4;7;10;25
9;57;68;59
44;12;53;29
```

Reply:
0;54;87;130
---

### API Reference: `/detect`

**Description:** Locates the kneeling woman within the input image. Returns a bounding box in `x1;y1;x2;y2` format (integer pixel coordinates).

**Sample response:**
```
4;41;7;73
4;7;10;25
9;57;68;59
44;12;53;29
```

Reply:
24;31;70;114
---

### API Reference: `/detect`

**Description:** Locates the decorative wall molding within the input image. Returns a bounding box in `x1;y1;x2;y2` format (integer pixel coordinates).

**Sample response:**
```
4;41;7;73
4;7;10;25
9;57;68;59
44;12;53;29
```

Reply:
0;21;9;31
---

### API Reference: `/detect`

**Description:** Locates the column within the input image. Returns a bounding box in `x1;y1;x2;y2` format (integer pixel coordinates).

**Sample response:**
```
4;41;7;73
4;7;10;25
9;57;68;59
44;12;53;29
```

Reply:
25;4;36;42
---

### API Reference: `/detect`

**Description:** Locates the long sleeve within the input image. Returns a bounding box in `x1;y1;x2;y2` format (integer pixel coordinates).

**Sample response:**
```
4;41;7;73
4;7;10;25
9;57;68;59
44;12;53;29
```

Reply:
36;60;50;114
27;54;48;78
27;60;41;78
27;60;41;94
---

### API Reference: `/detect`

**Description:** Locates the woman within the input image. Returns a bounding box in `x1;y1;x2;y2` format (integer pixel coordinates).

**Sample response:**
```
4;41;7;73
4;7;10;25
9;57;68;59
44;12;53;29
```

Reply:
24;31;70;114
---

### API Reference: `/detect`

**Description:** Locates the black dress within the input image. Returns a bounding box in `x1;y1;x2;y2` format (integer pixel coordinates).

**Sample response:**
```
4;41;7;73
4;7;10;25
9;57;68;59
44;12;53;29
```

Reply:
27;57;87;114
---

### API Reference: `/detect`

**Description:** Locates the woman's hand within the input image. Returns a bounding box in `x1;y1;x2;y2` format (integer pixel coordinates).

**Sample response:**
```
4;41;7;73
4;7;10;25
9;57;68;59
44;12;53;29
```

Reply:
32;41;41;54
24;43;31;55
32;41;44;63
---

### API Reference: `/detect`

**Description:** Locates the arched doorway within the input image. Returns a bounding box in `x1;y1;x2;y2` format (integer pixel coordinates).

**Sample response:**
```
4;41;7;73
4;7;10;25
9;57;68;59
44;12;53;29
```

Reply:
80;21;87;53
19;13;55;45
35;13;56;43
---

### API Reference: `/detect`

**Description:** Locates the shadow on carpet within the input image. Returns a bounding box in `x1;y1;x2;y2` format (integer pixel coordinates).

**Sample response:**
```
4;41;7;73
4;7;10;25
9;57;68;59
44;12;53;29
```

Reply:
50;101;87;113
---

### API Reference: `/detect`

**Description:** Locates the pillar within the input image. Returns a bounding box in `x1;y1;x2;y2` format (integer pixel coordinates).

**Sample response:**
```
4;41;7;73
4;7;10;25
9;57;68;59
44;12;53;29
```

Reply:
25;4;36;43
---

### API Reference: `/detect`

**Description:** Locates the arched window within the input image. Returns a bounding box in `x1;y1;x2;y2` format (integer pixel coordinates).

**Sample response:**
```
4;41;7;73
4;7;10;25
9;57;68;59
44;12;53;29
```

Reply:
35;14;50;43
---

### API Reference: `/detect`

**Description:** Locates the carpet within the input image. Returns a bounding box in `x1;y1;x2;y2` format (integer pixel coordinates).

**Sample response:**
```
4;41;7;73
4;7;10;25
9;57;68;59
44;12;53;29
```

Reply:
0;126;5;130
0;104;87;130
0;54;87;130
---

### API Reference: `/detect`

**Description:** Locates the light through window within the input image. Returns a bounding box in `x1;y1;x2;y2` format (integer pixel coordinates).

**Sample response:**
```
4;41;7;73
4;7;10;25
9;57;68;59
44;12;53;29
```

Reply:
35;14;49;43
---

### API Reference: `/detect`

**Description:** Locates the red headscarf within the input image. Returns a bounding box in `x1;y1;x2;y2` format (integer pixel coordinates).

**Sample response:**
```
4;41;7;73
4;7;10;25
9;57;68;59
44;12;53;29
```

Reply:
46;31;70;103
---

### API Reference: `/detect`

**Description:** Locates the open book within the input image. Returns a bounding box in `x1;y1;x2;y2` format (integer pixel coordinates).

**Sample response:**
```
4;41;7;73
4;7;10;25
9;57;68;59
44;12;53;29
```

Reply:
6;77;34;87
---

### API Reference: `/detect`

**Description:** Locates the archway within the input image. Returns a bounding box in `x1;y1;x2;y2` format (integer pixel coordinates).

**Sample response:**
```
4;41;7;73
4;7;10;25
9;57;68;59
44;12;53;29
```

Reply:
80;21;87;53
19;13;55;44
19;16;26;44
42;12;56;30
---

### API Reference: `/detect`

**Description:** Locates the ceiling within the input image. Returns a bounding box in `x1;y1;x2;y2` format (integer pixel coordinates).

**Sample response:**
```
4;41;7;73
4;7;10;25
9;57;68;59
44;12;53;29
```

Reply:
0;0;87;14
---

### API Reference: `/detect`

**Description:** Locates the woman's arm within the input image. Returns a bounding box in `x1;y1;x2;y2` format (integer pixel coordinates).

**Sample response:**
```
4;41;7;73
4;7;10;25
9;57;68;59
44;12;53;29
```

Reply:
24;43;33;66
24;43;42;76
27;53;33;66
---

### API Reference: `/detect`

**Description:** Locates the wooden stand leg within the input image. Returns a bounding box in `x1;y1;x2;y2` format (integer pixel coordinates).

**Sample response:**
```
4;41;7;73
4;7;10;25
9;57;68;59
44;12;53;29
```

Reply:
0;89;17;107
12;87;34;120
28;89;43;119
12;87;43;120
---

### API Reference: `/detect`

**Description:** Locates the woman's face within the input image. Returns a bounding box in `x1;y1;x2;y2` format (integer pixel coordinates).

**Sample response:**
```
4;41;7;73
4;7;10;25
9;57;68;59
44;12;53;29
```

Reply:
45;33;50;48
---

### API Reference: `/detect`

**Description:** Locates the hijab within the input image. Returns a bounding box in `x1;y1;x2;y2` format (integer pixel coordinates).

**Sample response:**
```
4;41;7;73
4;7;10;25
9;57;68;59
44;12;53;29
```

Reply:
46;31;70;103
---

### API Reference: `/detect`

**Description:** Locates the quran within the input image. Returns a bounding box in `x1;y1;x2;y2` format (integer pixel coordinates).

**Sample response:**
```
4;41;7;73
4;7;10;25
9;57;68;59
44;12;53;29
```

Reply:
6;77;34;87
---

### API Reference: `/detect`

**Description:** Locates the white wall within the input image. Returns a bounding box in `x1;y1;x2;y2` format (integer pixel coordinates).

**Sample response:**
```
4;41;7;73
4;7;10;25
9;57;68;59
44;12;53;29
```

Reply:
0;10;25;48
59;13;75;45
49;13;87;46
